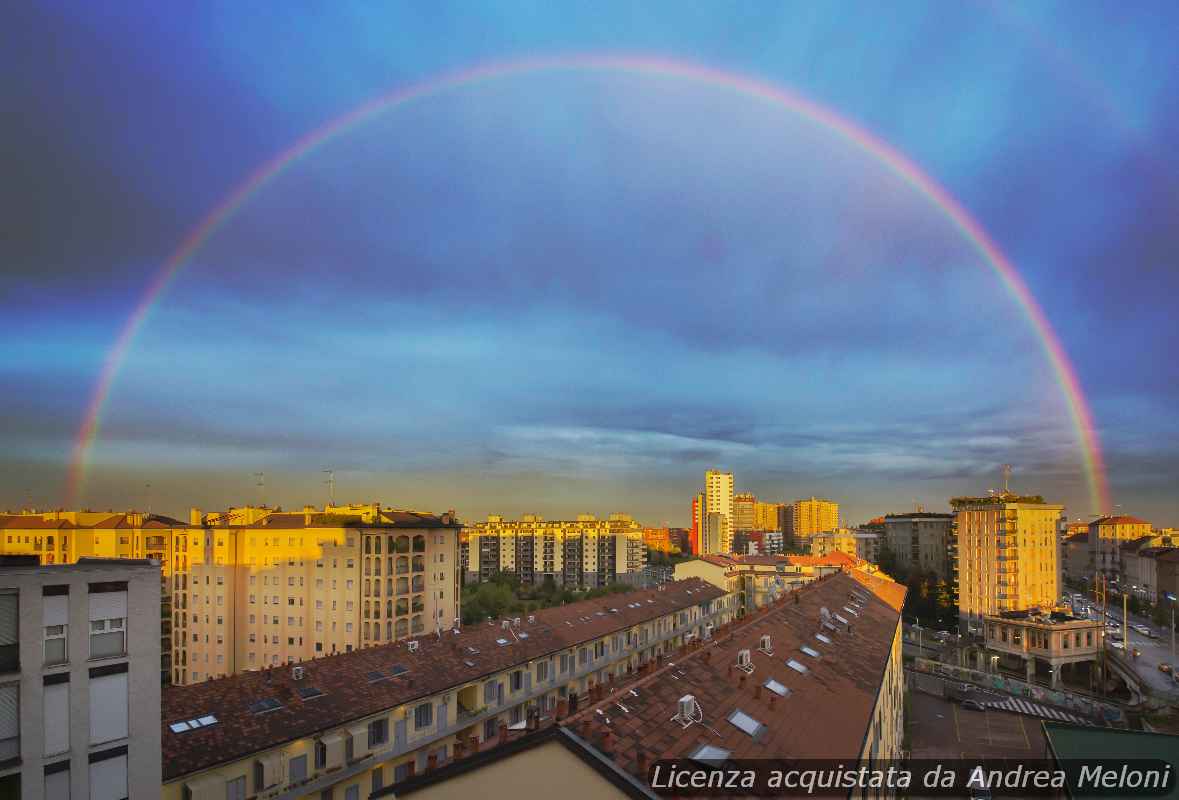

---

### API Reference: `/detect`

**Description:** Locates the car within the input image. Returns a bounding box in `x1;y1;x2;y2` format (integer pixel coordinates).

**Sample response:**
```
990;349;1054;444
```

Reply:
1110;641;1125;650
1134;625;1152;636
1159;663;1172;675
960;699;987;711
1111;633;1124;642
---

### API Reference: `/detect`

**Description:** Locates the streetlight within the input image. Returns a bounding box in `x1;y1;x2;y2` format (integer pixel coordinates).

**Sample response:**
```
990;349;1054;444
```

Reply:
1165;592;1177;674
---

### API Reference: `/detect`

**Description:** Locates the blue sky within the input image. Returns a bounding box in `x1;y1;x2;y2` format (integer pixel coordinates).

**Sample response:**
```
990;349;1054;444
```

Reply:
2;1;1177;526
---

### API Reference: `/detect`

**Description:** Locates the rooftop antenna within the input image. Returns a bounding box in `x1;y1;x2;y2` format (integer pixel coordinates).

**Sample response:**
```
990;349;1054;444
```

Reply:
323;470;335;506
253;472;265;507
1001;464;1012;495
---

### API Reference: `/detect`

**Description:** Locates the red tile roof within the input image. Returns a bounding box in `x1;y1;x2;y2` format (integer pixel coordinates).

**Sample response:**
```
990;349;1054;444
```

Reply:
161;578;725;781
785;551;859;568
563;571;905;774
1090;515;1150;526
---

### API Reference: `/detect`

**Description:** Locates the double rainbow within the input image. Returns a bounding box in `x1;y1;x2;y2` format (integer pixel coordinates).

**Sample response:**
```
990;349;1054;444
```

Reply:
65;54;1109;513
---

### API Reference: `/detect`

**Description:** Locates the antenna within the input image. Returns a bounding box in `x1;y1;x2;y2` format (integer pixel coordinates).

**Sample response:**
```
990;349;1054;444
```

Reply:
323;470;335;506
1001;464;1012;494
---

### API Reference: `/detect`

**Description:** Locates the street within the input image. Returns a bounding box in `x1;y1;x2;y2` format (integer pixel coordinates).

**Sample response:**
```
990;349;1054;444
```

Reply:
1070;589;1179;696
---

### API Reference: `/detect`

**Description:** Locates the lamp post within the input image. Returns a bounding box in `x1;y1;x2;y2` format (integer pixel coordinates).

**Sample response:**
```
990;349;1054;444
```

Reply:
1166;592;1177;675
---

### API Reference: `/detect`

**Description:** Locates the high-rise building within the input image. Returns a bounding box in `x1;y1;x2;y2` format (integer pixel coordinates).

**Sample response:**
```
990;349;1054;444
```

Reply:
0;556;162;799
753;501;786;532
703;471;734;548
689;493;704;556
954;494;1063;629
786;496;839;545
463;513;646;589
701;511;731;556
883;512;956;580
733;493;756;532
176;503;460;685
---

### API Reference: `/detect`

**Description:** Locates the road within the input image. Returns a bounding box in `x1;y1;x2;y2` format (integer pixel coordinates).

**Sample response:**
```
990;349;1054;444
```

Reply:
1069;590;1179;696
908;690;1049;760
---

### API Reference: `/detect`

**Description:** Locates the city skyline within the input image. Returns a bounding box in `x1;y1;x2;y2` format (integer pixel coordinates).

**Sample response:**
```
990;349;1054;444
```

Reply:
5;3;1179;527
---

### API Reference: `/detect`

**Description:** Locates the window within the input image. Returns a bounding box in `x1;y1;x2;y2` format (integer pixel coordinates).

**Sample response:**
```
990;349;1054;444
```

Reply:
45;625;67;665
368;718;388;748
227;775;247;800
315;740;328;769
90;668;128;744
371;768;384;794
484;681;498;705
89;618;125;659
0;592;18;672
510;670;523;692
345;785;359;800
537;660;549;682
289;754;308;784
413;702;433;730
484;718;498;741
0;683;18;761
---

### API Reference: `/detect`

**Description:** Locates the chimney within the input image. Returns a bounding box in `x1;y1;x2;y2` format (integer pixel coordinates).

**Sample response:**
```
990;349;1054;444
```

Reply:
427;753;438;772
601;729;614;756
579;719;592;739
468;734;479;753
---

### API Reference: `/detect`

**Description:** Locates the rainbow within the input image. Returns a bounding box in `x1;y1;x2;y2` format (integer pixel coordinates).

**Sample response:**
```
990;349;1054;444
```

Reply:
65;53;1110;513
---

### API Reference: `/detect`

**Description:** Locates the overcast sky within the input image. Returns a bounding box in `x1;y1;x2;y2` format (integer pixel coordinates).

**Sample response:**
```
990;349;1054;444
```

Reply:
3;2;1177;527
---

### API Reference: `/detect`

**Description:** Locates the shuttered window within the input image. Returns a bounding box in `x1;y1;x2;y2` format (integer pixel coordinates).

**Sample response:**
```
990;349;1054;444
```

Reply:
0;593;18;673
0;684;18;761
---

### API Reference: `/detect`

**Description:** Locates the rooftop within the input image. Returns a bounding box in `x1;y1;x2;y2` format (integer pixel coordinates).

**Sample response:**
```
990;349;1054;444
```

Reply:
883;512;953;520
208;509;459;529
949;493;1051;508
1042;722;1179;799
559;569;905;775
161;578;724;781
1090;515;1150;526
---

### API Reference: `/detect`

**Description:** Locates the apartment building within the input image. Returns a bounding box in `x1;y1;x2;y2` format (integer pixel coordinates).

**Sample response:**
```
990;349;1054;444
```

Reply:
1088;515;1152;579
462;514;646;589
0;556;161;799
809;528;859;560
982;609;1104;688
374;569;907;800
174;504;460;685
853;529;881;564
954;495;1063;633
753;501;786;533
1122;545;1178;604
785;496;839;545
733;493;756;532
1061;531;1091;583
0;510;186;683
883;512;955;580
160;579;735;800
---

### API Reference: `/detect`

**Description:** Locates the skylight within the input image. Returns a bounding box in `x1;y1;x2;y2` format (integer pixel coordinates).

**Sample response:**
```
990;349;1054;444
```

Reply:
388;664;408;676
296;686;324;700
815;633;833;644
727;709;767;738
518;632;529;639
168;715;218;734
248;698;282;715
843;606;859;616
689;744;732;762
496;637;511;646
763;679;790;697
787;659;809;674
801;645;821;658
823;622;837;631
835;614;849;625
467;646;480;654
366;671;386;683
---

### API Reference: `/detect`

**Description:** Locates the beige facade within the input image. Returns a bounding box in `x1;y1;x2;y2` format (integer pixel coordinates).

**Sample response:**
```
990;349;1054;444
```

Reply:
0;557;161;799
1061;532;1091;583
733;493;756;532
175;504;460;685
809;528;859;559
955;497;1063;630
1088;515;1152;579
787;496;839;544
753;501;785;532
982;612;1104;687
463;513;645;589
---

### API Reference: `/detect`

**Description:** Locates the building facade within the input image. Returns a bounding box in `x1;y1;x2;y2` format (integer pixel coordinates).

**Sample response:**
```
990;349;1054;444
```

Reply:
462;514;645;590
175;505;460;685
883;512;955;579
786;497;839;545
0;557;161;799
1088;515;1152;580
954;496;1063;633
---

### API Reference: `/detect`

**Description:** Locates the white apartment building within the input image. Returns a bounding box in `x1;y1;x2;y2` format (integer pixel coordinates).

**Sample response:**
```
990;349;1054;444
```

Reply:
0;556;161;799
703;471;734;554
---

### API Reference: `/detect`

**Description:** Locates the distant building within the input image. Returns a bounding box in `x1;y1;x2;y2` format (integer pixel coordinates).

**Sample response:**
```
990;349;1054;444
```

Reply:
666;528;690;554
1061;531;1091;584
641;527;672;554
464;513;646;590
883;512;955;580
785;497;839;546
853;529;882;564
733;493;756;532
1088;515;1152;580
954;494;1063;633
689;493;703;556
703;471;734;552
808;528;859;559
1122;545;1177;604
754;501;786;532
0;557;162;799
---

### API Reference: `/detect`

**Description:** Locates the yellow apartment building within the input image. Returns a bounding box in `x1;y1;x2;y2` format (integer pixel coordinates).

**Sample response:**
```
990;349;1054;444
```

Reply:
753;500;785;532
786;496;839;544
175;504;460;685
954;495;1063;633
161;578;736;800
462;513;645;589
808;527;859;559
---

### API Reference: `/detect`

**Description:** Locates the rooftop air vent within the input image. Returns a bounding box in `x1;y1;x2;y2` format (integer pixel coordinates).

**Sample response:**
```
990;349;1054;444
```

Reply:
736;649;754;673
758;635;773;655
673;694;703;729
407;640;419;653
291;665;305;681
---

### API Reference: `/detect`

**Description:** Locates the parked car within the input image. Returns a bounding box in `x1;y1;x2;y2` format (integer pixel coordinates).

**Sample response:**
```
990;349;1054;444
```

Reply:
1134;624;1152;637
1110;641;1125;650
1159;663;1172;675
961;699;987;711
